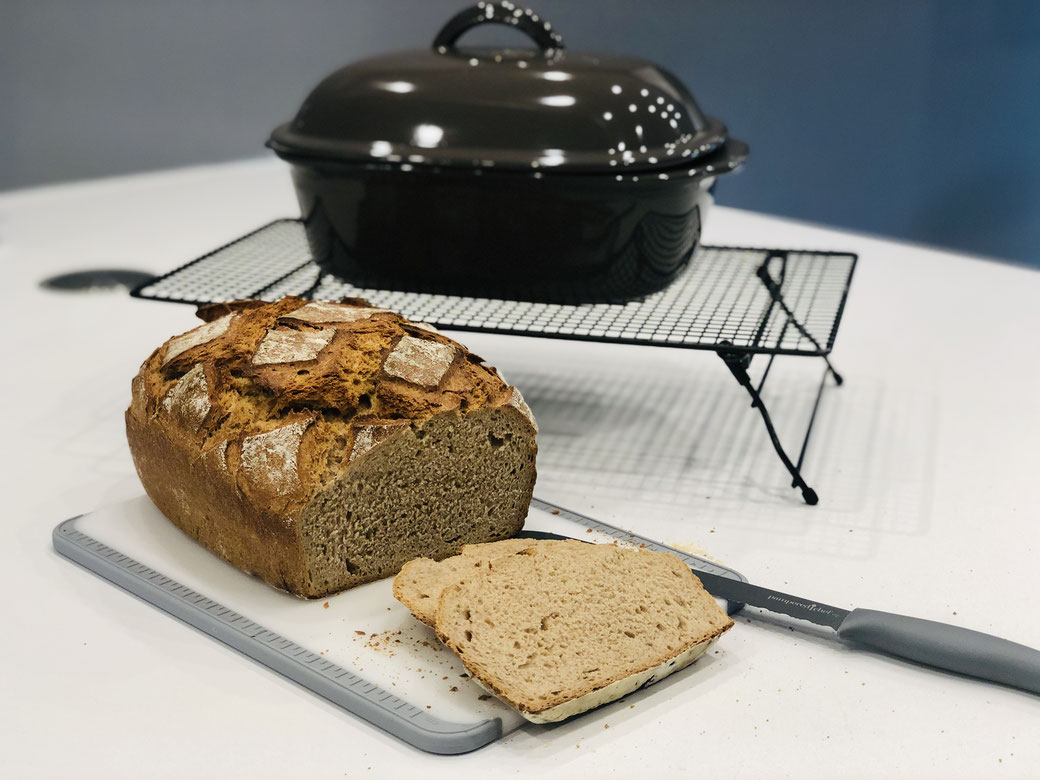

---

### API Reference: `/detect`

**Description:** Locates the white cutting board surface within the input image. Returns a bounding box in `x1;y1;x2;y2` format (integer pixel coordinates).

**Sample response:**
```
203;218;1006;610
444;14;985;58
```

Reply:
74;495;687;735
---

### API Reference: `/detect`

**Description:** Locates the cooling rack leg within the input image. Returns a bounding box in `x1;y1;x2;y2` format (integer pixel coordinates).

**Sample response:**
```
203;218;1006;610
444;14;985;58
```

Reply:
717;344;819;506
793;361;842;482
754;262;845;389
829;366;844;386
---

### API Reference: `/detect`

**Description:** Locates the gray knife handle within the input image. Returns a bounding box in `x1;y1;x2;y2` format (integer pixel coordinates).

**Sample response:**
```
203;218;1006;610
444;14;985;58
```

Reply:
837;608;1040;695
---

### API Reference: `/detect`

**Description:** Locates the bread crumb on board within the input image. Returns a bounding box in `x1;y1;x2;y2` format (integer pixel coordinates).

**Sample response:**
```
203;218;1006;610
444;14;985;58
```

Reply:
323;601;329;609
362;629;405;656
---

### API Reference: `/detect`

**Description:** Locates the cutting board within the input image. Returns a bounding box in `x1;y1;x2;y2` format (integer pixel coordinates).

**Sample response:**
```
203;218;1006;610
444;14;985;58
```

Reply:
53;495;745;754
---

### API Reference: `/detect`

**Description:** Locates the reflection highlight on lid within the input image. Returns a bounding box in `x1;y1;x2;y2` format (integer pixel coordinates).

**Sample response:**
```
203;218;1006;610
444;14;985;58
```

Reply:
380;81;415;94
539;95;576;107
370;140;392;158
538;149;566;167
541;71;572;81
411;124;444;148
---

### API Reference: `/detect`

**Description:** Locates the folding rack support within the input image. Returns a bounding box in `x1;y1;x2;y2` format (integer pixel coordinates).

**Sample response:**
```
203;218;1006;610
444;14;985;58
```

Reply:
714;253;844;505
716;345;841;505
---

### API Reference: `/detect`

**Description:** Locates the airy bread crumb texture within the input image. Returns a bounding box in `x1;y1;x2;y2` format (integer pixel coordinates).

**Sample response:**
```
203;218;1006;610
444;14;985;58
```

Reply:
429;540;733;719
393;538;537;626
126;297;537;598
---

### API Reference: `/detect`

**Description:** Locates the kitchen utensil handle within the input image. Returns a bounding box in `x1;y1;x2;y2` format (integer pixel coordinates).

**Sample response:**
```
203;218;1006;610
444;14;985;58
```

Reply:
433;3;564;54
837;608;1040;695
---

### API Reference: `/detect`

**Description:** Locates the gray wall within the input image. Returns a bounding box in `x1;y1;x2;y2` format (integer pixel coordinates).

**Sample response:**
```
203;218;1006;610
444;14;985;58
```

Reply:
3;1;1039;266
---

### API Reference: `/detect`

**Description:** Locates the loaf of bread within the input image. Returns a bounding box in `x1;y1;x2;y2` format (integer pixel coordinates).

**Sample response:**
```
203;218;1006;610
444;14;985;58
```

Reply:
126;297;538;598
394;539;733;722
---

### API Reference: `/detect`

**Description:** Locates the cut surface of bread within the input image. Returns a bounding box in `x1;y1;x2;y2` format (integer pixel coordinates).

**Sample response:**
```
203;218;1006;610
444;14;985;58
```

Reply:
298;407;535;592
393;538;536;626
433;541;733;722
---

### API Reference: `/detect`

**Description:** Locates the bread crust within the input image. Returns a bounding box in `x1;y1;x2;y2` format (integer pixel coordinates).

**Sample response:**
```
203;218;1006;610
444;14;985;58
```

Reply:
126;298;537;597
126;407;310;592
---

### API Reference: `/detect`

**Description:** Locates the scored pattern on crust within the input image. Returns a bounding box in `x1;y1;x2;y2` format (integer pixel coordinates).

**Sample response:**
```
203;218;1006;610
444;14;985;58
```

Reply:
163;313;234;365
349;420;412;461
482;362;507;384
160;363;211;433
284;301;388;324
198;439;229;473
251;327;336;365
383;335;457;388
508;387;538;433
239;418;313;497
131;375;149;419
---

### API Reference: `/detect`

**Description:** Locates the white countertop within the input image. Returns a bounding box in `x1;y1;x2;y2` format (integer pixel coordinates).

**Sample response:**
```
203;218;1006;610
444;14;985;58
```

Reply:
3;158;1038;778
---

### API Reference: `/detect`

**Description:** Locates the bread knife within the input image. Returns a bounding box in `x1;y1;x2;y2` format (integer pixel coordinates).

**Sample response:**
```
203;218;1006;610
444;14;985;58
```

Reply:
518;530;1040;696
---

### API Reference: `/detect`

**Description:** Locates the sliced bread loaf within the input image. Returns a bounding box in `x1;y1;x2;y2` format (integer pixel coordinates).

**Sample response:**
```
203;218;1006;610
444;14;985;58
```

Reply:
430;540;733;722
393;538;537;626
126;297;538;598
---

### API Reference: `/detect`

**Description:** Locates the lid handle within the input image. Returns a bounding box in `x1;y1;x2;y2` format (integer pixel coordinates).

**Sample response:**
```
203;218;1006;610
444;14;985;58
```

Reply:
433;3;564;56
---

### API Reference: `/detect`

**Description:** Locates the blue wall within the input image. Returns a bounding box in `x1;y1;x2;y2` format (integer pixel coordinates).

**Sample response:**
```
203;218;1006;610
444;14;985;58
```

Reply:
2;1;1038;265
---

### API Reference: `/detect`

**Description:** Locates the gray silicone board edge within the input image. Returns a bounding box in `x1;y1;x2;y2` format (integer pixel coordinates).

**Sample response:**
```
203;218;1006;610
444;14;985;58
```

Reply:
52;498;747;754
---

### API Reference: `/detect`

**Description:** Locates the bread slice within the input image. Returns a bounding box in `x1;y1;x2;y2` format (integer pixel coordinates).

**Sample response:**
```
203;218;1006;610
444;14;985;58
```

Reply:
393;538;537;626
433;541;733;723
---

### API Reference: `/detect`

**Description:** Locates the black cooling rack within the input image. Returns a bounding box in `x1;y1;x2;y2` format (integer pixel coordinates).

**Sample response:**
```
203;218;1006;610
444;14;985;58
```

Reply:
134;219;854;357
133;219;857;503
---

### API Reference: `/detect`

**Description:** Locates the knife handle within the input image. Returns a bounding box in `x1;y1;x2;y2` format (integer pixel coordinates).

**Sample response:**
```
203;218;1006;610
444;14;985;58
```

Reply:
837;608;1040;695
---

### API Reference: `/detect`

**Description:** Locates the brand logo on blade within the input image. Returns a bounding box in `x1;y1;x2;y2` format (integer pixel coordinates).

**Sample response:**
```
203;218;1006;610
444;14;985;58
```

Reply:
765;594;840;618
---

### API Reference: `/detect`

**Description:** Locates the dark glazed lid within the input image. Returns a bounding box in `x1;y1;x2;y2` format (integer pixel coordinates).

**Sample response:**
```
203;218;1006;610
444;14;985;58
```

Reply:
268;2;731;173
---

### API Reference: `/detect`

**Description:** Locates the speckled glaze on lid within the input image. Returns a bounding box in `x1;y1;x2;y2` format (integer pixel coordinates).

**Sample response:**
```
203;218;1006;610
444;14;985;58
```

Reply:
268;2;731;173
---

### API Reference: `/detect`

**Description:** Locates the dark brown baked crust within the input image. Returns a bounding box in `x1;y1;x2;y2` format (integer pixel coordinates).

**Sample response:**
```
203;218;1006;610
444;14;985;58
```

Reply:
126;297;537;597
